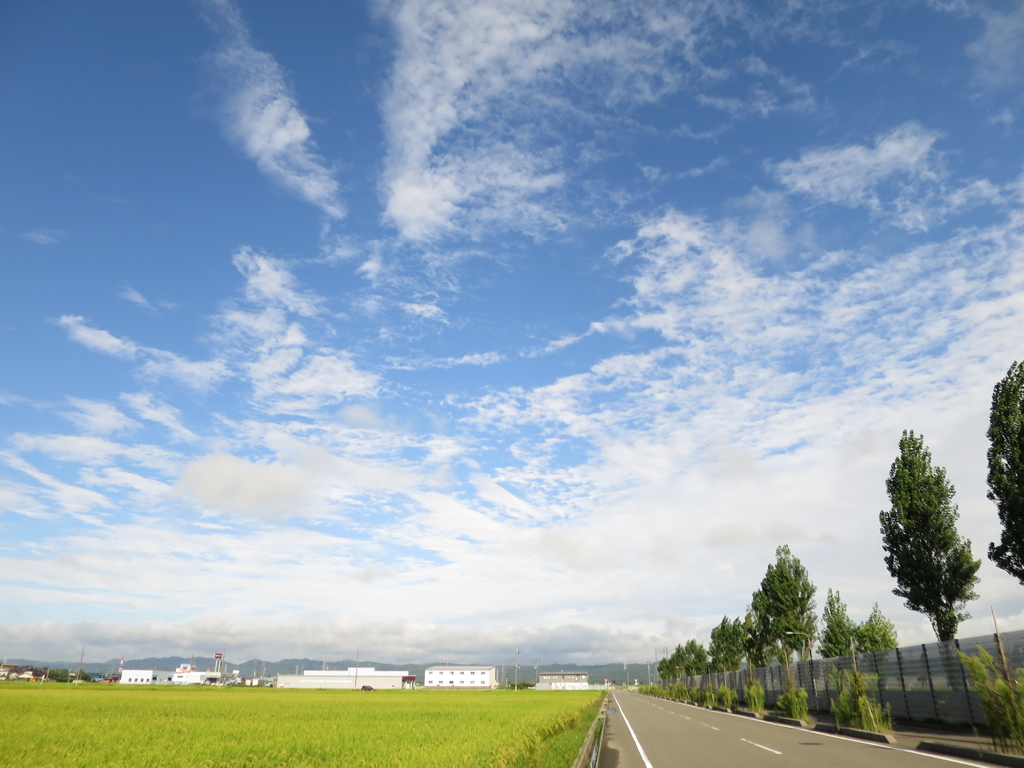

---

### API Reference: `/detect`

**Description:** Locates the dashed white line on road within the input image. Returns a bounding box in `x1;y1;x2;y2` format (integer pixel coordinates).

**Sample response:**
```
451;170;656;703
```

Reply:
741;738;782;755
701;723;720;731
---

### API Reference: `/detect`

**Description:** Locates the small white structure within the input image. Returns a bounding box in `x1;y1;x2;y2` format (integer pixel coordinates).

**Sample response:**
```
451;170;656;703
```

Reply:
536;672;589;690
120;668;175;685
276;667;412;690
172;664;221;685
424;665;497;689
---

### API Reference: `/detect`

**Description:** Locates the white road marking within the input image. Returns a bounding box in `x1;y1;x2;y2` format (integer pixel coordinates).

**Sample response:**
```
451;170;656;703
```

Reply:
612;694;656;768
741;738;782;755
701;723;720;731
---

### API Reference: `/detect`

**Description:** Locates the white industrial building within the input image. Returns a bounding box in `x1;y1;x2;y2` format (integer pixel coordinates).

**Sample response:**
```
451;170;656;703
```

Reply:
536;671;589;690
119;668;175;685
172;664;221;685
276;667;413;690
424;665;497;688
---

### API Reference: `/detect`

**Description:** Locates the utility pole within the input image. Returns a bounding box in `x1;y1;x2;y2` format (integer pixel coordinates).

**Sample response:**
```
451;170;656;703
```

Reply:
514;648;520;691
534;658;541;686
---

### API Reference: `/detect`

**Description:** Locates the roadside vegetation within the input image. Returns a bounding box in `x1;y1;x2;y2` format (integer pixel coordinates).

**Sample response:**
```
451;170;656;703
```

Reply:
828;669;891;733
960;645;1024;754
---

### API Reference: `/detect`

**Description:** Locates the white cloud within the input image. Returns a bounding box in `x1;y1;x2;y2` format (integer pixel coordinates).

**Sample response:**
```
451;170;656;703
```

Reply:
58;316;139;359
118;286;154;310
140;351;230;392
120;393;198;443
1;453;113;522
772;122;943;223
21;228;64;245
233;248;322;317
389;350;504;370
377;0;759;241
63;399;139;435
401;302;448;323
252;352;380;413
965;3;1024;91
201;0;344;219
177;454;314;518
57;316;229;391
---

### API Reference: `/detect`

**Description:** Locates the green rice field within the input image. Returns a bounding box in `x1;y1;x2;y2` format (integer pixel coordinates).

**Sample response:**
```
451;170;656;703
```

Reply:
0;684;603;767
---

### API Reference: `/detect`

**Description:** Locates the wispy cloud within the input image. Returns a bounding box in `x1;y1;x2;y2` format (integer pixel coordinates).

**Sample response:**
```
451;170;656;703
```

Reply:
57;316;228;391
388;350;504;370
772;122;1007;231
965;2;1024;92
62;398;139;435
200;0;344;220
58;316;139;359
377;0;800;242
21;228;64;245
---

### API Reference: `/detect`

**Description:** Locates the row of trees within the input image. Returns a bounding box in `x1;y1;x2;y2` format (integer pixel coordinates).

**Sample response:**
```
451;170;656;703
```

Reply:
879;361;1024;641
658;545;897;679
660;361;1024;679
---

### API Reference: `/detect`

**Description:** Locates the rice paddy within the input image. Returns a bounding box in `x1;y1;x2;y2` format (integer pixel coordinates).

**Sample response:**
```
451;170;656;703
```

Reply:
0;684;602;767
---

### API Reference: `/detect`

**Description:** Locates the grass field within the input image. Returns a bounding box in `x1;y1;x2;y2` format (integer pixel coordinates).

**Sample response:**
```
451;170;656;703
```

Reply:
0;684;603;767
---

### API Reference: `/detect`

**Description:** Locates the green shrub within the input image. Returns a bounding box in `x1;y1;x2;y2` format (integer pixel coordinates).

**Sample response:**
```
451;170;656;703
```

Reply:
960;647;1024;755
776;686;809;720
828;668;891;733
670;683;690;702
716;685;737;710
702;683;716;707
745;679;765;714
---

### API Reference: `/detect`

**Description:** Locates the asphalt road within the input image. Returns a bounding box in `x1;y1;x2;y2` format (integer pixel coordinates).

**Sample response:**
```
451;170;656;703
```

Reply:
599;691;991;768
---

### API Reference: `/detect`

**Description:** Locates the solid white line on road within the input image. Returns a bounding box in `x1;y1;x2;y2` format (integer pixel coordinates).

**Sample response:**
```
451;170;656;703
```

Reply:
613;694;656;768
741;738;782;755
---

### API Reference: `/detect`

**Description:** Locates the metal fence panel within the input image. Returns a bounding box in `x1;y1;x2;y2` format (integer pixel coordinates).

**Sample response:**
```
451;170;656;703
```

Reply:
677;628;1024;728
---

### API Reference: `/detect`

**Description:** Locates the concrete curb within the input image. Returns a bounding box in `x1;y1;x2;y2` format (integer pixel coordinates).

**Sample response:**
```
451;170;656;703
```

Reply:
733;710;762;719
917;741;1024;768
838;728;897;744
764;714;808;728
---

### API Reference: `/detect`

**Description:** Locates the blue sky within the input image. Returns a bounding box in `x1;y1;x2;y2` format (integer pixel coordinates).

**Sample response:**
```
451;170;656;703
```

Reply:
3;0;1024;665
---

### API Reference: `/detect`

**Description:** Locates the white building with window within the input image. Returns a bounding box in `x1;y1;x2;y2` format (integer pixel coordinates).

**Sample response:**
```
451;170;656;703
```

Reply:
119;668;175;685
536;671;589;690
424;665;497;688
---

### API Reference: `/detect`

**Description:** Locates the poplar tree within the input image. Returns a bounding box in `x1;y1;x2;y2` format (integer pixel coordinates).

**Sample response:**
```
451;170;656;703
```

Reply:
857;603;898;652
819;589;857;657
750;544;817;661
988;361;1024;583
880;430;980;641
709;616;745;672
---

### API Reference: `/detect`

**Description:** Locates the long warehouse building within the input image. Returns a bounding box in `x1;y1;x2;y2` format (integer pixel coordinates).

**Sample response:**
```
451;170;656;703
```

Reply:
276;667;414;689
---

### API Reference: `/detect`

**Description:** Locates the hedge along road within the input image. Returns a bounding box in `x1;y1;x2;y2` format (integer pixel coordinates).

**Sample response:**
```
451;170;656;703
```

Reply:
600;691;991;768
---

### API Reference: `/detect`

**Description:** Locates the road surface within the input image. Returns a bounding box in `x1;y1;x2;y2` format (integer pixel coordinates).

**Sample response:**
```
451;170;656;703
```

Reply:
599;691;991;768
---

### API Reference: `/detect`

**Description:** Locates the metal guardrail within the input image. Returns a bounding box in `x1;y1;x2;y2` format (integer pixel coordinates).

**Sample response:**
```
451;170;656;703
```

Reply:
677;628;1024;727
573;694;607;768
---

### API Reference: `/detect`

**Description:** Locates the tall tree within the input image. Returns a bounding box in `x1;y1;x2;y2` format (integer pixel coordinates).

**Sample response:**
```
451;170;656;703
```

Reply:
988;361;1024;584
819;588;857;658
880;430;981;641
750;545;817;661
857;603;898;652
679;638;710;676
709;616;745;672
